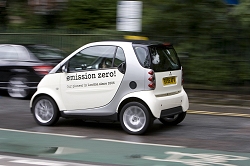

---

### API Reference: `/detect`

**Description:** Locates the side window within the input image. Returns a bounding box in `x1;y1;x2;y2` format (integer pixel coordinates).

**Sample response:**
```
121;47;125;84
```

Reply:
0;46;18;60
68;45;116;72
114;47;126;67
134;46;150;68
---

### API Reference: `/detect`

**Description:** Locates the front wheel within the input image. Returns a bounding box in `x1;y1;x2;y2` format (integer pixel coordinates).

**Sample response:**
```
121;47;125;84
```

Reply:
159;112;186;125
32;96;59;126
120;102;153;135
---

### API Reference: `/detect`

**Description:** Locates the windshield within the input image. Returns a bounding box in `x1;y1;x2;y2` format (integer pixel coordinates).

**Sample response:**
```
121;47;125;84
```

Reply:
149;45;181;72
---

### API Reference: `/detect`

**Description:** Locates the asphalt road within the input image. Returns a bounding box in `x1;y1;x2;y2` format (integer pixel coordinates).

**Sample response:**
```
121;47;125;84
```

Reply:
0;94;250;165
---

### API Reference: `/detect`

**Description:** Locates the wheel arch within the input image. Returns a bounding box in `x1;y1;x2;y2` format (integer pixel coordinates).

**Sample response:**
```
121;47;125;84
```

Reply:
31;93;56;113
31;93;60;126
30;90;66;112
117;97;154;122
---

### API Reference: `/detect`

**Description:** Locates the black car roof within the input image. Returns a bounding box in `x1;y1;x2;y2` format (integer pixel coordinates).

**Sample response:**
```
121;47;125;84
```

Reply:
104;38;172;47
128;40;173;48
130;40;163;45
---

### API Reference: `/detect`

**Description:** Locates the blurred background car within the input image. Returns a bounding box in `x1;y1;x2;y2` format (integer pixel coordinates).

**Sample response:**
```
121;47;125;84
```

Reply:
0;44;65;99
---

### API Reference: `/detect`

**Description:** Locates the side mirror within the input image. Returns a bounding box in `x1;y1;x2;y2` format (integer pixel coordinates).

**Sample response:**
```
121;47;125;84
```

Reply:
62;65;68;73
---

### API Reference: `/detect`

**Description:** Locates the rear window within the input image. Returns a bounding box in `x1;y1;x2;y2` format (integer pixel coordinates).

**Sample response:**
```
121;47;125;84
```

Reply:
134;45;181;72
149;45;181;72
26;45;65;60
0;46;19;60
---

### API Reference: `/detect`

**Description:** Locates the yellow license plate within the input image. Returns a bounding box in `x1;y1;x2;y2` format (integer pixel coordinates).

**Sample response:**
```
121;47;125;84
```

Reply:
162;76;176;86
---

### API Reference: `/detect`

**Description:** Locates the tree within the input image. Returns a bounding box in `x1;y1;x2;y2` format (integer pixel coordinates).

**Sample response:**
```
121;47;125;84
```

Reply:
142;0;230;37
230;0;250;34
0;0;7;29
62;0;116;30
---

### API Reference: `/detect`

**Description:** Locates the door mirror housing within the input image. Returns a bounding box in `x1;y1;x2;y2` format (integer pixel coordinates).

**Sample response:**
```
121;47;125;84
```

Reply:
62;65;68;73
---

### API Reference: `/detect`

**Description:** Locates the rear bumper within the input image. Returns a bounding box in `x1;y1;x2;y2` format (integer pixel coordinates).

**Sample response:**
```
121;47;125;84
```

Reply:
154;88;189;118
119;87;189;118
160;106;183;118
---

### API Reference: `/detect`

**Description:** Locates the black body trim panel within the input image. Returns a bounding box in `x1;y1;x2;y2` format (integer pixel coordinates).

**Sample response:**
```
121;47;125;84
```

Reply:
160;106;183;118
60;111;119;121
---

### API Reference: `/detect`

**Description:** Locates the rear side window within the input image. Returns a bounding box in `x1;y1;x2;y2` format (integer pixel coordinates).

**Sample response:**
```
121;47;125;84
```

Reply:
133;46;151;68
26;45;65;60
149;45;181;72
113;47;126;67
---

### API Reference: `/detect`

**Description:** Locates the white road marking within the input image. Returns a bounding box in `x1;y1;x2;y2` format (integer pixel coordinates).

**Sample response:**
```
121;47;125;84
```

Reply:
0;128;86;138
10;159;67;166
92;138;185;148
0;109;249;152
0;155;99;166
0;128;184;148
142;151;249;166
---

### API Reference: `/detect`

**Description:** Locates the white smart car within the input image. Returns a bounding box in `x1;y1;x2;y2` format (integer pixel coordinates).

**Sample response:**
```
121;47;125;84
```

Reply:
30;40;189;135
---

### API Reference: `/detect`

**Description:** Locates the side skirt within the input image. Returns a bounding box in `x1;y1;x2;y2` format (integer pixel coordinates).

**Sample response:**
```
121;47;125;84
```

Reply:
60;111;119;122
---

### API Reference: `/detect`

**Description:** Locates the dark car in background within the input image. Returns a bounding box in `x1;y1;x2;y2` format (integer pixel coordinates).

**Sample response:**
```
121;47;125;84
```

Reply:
0;44;65;99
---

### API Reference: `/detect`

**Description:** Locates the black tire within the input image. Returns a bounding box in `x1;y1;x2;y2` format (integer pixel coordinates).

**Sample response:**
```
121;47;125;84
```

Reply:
159;112;186;125
120;102;153;135
32;95;59;126
8;76;31;99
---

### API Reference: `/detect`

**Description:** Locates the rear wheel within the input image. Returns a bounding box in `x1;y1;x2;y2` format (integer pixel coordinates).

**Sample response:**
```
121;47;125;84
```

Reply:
8;76;30;99
32;96;59;126
120;102;153;135
159;112;186;125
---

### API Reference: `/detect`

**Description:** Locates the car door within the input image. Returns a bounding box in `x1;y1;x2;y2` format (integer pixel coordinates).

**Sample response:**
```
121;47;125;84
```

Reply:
60;45;126;111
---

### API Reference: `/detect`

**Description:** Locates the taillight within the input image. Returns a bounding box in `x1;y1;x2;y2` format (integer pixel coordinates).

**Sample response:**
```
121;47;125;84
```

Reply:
148;70;156;90
33;65;53;75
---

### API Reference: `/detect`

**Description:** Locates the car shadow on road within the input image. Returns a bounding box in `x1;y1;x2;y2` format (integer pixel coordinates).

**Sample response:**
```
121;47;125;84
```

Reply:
50;118;184;136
